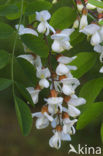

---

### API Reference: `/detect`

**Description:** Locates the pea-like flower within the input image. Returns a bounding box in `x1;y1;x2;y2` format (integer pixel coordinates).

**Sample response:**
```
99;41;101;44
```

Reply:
26;87;40;104
32;105;53;129
51;29;74;53
36;10;55;35
15;24;38;36
49;125;71;149
61;78;80;96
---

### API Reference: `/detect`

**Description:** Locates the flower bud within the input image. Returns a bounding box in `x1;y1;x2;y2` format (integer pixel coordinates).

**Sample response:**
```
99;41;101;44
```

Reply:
80;8;88;30
73;17;80;29
76;0;84;12
56;125;62;132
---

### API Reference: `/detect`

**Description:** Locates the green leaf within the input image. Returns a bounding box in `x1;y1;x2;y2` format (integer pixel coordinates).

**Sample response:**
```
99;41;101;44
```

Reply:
77;102;103;130
15;82;34;106
25;0;52;15
100;123;103;143
15;96;33;136
21;34;49;58
0;22;14;39
0;4;18;16
50;7;76;29
70;52;96;78
0;50;10;69
16;57;37;85
79;78;103;105
6;2;26;20
88;0;103;8
0;78;12;91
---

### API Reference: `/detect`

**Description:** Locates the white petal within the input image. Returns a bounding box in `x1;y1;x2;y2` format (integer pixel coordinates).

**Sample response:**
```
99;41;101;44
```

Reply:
80;24;100;35
91;32;101;46
68;95;86;106
39;78;49;88
17;54;35;65
61;28;74;36
49;132;61;149
36;67;51;79
36;10;51;22
80;15;88;30
67;65;77;71
32;112;42;118
94;45;103;53
62;84;75;95
44;112;53;122
36;116;49;129
61;132;71;141
44;97;63;105
57;56;77;64
99;66;103;73
86;3;96;9
68;105;80;117
20;28;38;36
52;40;63;53
37;22;46;33
56;64;69;75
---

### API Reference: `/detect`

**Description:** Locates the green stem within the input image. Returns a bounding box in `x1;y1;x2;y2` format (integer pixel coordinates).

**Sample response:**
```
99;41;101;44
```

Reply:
11;0;24;97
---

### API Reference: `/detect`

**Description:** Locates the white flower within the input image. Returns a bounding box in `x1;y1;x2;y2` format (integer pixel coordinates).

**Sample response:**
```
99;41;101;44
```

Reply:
63;118;77;134
32;111;53;129
49;127;71;149
90;32;101;46
26;87;40;104
51;29;74;53
15;24;38;36
44;97;63;112
39;78;49;89
80;24;100;36
61;78;80;96
36;67;51;79
86;3;96;9
76;0;84;12
36;10;55;35
57;56;77;64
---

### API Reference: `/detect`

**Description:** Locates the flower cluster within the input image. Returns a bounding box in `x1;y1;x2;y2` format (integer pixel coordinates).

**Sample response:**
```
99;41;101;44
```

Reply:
73;0;103;73
16;10;86;149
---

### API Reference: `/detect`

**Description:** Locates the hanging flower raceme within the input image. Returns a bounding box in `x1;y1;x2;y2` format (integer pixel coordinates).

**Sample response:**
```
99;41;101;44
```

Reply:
15;9;87;150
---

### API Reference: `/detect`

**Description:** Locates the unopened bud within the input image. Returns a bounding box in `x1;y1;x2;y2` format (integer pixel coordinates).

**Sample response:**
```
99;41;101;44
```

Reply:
56;125;62;131
62;112;69;119
41;105;48;114
50;89;58;97
76;0;84;12
64;95;71;103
